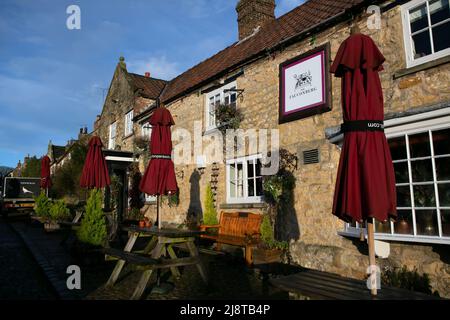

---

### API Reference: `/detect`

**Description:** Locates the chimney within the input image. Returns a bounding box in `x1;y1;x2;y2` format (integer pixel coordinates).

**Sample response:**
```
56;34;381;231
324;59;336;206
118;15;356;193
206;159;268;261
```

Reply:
236;0;275;40
144;72;151;78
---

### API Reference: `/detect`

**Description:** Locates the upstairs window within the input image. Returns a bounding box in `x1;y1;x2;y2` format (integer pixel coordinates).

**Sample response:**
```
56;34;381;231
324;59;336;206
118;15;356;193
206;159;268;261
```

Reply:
124;110;134;136
205;81;237;132
108;121;117;149
141;122;152;139
402;0;450;67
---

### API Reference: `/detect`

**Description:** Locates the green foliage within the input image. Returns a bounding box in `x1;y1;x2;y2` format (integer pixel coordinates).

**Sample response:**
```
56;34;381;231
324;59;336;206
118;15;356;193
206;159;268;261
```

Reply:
203;184;218;225
162;190;180;208
33;191;52;218
77;189;107;247
128;163;144;210
21;156;41;177
382;266;439;296
259;214;289;250
215;102;243;135
52;141;88;199
49;199;71;222
109;175;123;210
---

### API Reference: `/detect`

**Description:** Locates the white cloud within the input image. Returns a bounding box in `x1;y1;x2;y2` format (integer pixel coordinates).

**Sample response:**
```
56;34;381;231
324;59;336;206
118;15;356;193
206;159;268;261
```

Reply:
127;55;180;80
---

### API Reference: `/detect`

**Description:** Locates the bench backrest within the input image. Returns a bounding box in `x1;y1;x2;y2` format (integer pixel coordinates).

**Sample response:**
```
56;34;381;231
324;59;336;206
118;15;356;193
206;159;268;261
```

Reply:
218;212;262;238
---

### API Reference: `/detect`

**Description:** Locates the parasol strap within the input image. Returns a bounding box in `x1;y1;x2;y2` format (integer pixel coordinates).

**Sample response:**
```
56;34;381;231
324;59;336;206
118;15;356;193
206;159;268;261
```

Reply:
150;154;172;160
341;120;384;133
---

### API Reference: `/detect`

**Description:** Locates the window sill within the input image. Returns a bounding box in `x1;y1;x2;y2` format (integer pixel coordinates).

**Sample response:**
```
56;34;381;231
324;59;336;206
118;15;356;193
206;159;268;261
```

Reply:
338;230;450;245
123;132;134;140
393;55;450;80
203;127;220;136
220;202;267;210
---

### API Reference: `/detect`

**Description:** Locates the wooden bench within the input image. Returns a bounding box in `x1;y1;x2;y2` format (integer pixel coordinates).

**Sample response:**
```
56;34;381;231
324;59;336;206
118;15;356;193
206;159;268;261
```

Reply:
58;210;83;227
270;268;443;300
199;211;263;266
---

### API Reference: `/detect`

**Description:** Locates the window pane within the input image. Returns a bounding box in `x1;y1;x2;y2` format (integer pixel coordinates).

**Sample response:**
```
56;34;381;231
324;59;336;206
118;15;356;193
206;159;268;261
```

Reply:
410;4;429;32
409;132;431;158
432;128;450;155
412;30;432;58
248;160;254;178
435;157;450;180
237;163;243;180
394;162;409;183
375;220;391;234
248;179;255;197
230;163;236;180
441;210;450;236
432;21;450;52
394;210;414;234
438;183;450;206
414;184;436;207
397;185;412;207
411;159;434;182
230;180;236;198
430;0;450;24
416;209;439;236
256;177;263;196
389;136;407;160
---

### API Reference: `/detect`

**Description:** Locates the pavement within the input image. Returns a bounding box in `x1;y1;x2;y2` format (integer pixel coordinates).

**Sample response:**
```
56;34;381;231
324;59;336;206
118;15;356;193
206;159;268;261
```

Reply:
1;216;290;300
0;217;56;300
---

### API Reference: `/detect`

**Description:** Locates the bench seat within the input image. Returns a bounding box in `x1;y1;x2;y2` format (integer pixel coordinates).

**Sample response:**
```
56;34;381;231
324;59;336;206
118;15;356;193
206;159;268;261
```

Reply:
199;211;263;265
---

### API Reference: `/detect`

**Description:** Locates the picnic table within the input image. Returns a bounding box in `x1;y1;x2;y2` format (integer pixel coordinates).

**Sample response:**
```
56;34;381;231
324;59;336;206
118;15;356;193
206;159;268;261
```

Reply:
105;225;208;300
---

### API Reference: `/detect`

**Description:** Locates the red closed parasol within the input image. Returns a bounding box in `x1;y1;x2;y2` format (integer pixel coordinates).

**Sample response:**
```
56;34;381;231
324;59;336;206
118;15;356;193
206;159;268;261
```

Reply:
80;136;111;189
140;107;177;228
331;33;397;295
40;155;52;190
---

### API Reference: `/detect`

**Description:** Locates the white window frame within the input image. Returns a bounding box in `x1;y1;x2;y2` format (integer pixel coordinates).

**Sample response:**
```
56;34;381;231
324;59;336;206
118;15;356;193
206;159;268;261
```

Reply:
124;110;134;136
401;0;450;68
108;121;117;149
141;122;152;139
204;80;237;132
226;154;263;204
340;107;450;245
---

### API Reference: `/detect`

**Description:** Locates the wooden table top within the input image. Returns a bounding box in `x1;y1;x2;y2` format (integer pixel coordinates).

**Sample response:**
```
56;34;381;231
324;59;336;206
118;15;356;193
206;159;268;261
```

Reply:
122;225;205;238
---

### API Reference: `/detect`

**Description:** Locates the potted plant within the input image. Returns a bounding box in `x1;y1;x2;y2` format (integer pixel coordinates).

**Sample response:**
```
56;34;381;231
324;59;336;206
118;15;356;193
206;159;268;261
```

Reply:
33;191;52;223
73;189;108;266
44;199;71;232
252;214;289;264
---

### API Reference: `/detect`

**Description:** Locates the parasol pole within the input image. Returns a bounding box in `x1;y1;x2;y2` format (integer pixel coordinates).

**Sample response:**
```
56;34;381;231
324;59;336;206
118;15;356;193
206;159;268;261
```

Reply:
156;195;161;230
367;220;377;296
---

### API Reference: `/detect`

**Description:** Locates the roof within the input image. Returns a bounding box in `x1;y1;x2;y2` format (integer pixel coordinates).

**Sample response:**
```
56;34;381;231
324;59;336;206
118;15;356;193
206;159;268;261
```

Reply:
128;73;167;100
160;0;366;103
51;145;66;161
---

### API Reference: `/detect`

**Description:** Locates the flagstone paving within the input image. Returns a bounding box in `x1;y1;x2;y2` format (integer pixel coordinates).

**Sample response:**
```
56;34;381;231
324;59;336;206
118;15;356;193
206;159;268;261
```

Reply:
0;217;56;299
3;216;290;300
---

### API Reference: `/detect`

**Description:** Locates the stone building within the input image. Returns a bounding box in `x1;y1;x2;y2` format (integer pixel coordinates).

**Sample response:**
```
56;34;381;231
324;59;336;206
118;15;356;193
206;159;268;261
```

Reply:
93;57;166;219
95;0;450;296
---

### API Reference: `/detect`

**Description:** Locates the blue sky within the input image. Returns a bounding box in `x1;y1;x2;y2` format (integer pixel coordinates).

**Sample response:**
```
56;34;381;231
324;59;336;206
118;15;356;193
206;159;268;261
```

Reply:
0;0;304;168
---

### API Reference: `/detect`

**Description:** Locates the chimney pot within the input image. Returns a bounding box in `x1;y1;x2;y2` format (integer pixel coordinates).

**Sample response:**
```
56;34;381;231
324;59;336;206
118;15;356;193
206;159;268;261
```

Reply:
145;72;151;78
236;0;275;40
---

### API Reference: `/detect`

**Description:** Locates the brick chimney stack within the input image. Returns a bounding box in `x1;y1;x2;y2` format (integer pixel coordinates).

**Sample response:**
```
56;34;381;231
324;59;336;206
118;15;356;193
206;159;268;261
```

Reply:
236;0;275;40
144;72;151;78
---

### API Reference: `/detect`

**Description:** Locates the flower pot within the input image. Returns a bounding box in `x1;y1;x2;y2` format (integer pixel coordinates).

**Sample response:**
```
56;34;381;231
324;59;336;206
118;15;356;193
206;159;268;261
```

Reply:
139;220;146;228
145;220;152;228
252;248;283;265
396;219;411;234
44;221;60;232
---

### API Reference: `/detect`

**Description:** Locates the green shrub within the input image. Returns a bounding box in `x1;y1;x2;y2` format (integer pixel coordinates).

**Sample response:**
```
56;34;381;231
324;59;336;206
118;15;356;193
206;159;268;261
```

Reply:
33;191;52;218
382;266;439;296
77;189;107;247
259;214;289;250
49;199;71;222
203;184;218;225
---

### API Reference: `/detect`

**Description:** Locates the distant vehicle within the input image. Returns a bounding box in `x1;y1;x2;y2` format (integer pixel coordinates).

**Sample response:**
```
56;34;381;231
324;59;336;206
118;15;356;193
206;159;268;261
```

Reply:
1;177;41;217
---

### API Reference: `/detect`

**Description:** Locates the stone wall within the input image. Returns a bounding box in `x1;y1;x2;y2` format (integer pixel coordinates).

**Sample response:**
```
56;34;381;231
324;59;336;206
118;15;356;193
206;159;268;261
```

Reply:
145;4;450;296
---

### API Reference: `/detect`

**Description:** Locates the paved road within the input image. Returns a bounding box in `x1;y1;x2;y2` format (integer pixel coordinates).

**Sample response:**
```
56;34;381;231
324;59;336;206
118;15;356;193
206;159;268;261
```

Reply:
0;217;56;300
